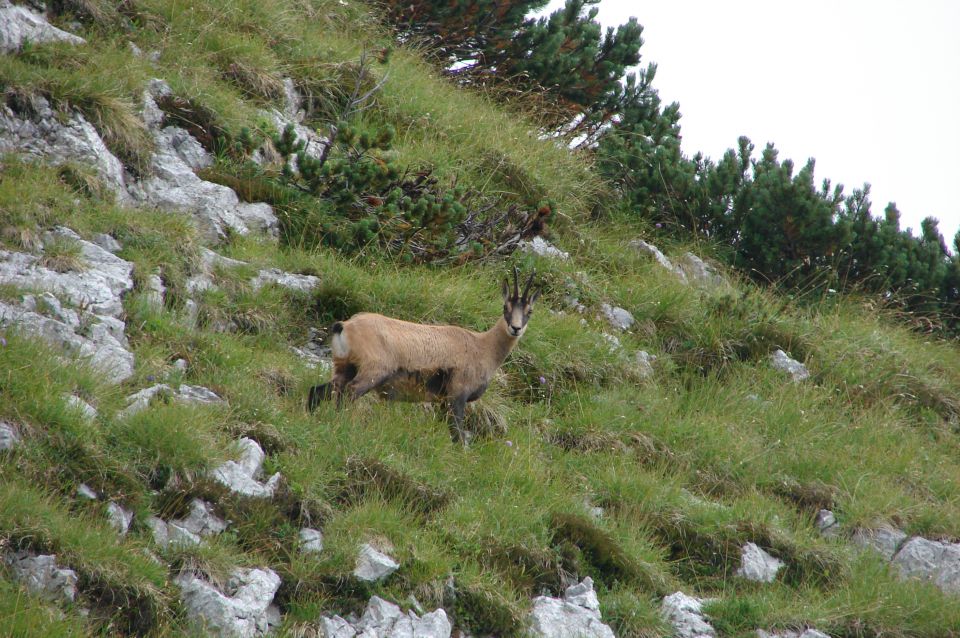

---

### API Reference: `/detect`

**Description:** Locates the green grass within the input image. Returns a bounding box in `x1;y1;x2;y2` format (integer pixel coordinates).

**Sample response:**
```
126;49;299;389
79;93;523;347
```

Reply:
2;0;960;635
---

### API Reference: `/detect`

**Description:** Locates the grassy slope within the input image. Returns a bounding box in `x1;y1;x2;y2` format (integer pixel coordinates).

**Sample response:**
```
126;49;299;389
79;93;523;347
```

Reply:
2;1;960;636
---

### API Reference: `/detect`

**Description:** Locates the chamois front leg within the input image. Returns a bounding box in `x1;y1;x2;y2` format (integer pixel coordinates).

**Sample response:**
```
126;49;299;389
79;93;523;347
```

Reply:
447;394;469;446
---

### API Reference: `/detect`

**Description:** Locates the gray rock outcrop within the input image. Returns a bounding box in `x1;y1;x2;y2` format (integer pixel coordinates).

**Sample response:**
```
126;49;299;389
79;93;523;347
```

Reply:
0;228;135;382
0;95;129;201
177;568;281;638
148;499;228;549
354;543;399;582
735;543;784;583
528;577;615;638
211;438;282;498
4;551;78;604
250;268;320;293
0;1;85;52
892;536;960;593
128;122;277;242
661;592;716;638
630;239;687;281
769;350;810;382
320;595;452;638
119;383;225;418
851;525;907;561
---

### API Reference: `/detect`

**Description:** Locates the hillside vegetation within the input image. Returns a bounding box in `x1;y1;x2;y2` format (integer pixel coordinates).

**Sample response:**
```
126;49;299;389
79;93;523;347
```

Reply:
2;1;960;637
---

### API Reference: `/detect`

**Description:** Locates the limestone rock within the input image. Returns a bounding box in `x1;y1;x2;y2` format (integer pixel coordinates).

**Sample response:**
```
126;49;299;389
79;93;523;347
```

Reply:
119;383;225;418
519;236;569;260
211;438;282;498
63;394;97;422
0;300;135;384
5;551;78;604
354;543;399;582
735;543;784;583
815;509;839;537
757;630;830;638
0;2;86;52
661;592;716;638
149;500;228;549
892;536;960;593
321;596;452;638
106;502;134;536
0;420;20;451
678;253;725;288
76;483;98;500
599;303;634;331
128;122;277;242
630;239;687;282
0;227;134;318
299;528;324;554
852;525;907;560
634;350;657;379
177;568;281;638
528;577;614;638
0;96;129;202
769;350;810;382
251;268;320;294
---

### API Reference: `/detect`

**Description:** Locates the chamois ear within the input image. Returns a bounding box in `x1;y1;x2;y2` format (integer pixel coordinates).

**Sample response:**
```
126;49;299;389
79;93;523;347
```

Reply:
502;277;510;302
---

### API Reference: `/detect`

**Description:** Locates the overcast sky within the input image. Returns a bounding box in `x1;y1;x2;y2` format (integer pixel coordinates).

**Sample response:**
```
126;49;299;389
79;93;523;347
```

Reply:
559;0;960;246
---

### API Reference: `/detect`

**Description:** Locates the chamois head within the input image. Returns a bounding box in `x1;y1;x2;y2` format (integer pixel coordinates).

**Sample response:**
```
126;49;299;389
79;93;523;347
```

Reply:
501;267;541;338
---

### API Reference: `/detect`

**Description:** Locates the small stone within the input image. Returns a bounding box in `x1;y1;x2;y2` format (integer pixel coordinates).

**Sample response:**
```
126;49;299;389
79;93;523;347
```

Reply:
0;420;20;451
815;509;839;537
299;528;324;554
353;544;399;582
735;543;784;583
76;483;98;500
63;394;97;422
519;236;570;260
5;551;78;604
211;438;281;498
678;253;724;287
600;303;635;331
769;349;810;382
106;502;133;536
661;592;716;638
173;358;188;371
634;350;657;378
563;576;600;611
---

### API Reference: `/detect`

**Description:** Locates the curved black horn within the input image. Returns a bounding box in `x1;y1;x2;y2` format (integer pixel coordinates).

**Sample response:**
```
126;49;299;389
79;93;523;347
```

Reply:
512;266;519;299
521;269;536;301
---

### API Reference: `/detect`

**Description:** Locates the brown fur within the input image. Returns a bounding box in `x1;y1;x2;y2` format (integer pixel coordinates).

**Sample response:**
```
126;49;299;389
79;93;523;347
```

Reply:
309;269;540;443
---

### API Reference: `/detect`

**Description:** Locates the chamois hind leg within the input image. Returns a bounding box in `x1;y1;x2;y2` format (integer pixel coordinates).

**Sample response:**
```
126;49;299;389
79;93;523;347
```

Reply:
346;368;394;401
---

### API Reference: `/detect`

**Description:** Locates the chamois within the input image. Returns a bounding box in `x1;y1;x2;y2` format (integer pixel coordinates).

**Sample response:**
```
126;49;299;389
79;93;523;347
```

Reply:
308;268;541;443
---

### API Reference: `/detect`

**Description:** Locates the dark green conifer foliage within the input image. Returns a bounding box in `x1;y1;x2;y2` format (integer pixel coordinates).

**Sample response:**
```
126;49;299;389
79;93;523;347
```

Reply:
381;0;644;136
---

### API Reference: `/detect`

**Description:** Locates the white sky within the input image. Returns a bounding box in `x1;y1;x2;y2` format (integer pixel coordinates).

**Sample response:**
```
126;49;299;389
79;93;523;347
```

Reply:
552;0;960;246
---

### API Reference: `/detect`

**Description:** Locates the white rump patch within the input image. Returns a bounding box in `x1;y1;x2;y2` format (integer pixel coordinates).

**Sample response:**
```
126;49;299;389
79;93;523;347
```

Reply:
331;331;349;358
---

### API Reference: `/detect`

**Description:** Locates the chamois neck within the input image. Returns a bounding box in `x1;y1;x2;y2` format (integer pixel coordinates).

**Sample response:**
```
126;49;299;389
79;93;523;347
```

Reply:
483;316;519;363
